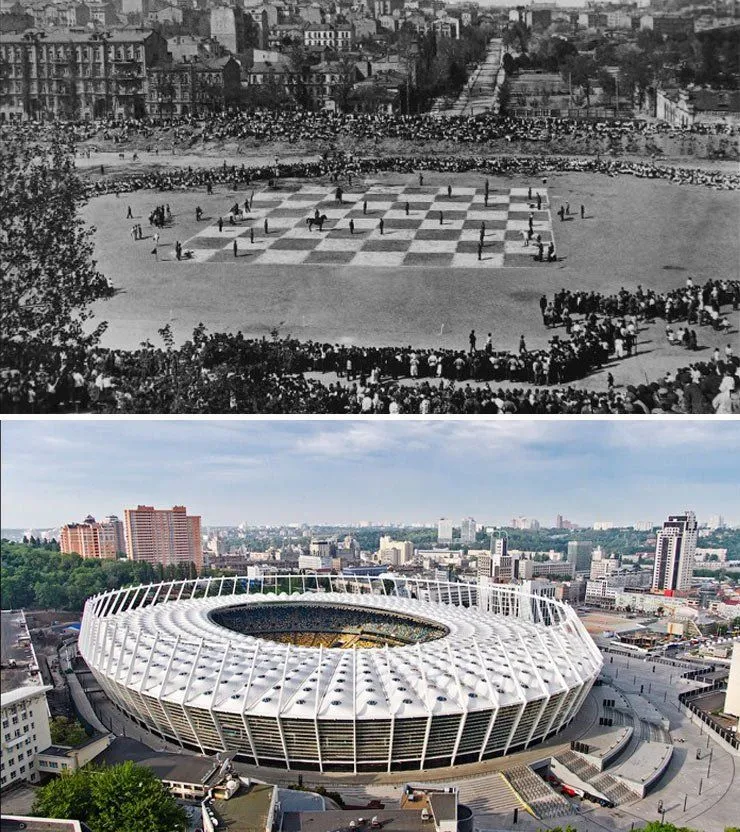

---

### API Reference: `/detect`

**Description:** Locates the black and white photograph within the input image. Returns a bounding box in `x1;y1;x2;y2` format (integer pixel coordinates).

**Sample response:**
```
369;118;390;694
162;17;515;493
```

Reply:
1;10;738;413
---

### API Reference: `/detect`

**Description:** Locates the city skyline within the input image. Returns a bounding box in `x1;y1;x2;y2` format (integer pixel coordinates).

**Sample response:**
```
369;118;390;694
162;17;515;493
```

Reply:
2;420;738;528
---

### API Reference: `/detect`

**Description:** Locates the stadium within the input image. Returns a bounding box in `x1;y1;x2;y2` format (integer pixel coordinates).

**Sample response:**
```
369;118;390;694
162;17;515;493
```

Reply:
79;576;602;773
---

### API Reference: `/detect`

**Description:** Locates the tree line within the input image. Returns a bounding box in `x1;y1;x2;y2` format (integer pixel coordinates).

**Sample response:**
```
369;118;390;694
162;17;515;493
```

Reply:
0;542;200;612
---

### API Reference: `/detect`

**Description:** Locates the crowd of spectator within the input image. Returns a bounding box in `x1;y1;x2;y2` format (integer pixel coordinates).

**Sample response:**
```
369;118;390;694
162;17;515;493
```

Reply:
212;603;446;645
540;280;740;328
3;300;737;414
3;111;737;151
80;152;739;201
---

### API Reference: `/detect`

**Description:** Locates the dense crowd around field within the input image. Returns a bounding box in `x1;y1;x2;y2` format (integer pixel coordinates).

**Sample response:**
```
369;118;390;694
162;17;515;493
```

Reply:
3;111;738;149
2;278;737;414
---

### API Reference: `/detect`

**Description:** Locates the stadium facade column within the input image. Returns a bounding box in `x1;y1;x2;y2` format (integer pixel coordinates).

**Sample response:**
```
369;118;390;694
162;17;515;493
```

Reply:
159;635;186;748
276;646;292;769
314;644;325;773
241;647;261;764
183;638;209;755
352;645;358;773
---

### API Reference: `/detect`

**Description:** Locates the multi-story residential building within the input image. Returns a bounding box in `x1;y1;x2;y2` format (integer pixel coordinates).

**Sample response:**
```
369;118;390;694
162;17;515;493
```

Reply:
656;87;740;127
437;517;454;544
124;505;203;570
373;0;403;17
0;29;168;122
567;540;594;573
652;511;698;593
60;515;125;559
460;517;477;545
378;535;414;565
639;13;694;36
1;685;52;790
210;5;248;54
147;55;241;118
303;22;354;51
86;0;117;25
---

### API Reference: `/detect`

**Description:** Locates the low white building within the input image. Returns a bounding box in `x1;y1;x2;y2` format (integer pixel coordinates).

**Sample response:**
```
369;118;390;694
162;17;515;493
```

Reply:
1;685;52;789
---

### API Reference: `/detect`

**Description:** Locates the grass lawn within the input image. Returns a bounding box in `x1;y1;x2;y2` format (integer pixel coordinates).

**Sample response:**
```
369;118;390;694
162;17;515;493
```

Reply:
84;168;739;392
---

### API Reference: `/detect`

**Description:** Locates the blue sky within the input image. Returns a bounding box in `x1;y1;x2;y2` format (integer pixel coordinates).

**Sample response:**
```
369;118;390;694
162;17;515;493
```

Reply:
1;420;738;528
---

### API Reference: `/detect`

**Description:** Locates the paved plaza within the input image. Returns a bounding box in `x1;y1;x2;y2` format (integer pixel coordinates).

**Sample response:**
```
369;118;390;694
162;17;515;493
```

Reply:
181;183;554;269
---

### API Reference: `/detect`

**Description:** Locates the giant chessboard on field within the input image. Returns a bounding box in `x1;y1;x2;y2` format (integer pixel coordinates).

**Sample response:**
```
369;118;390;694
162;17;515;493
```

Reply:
183;183;555;269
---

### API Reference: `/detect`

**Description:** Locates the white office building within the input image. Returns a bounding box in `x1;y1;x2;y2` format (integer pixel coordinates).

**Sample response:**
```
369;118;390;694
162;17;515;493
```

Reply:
652;511;698;592
1;685;52;789
460;517;477;545
437;517;454;544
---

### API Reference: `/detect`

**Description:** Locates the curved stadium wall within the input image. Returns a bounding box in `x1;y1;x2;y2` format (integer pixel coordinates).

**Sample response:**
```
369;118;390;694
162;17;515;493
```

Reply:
79;575;602;773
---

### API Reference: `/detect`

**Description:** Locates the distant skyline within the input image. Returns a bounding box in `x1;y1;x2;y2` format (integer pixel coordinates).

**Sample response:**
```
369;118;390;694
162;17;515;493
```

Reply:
1;421;738;529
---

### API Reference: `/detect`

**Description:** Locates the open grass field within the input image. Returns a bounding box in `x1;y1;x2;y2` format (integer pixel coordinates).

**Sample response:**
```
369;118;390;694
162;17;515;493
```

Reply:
83;167;739;391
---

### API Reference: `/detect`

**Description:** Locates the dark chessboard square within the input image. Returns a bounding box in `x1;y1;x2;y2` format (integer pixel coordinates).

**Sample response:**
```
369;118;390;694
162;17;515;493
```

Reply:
505;229;527;241
383;218;423;229
326;228;370;238
426;210;467;221
403;252;454;267
268;237;321;250
211;248;265;263
436;194;473;203
391;201;430;212
474;187;510;196
304;250;357;265
270;208;309;218
191;236;231;250
403;186;440;194
463;219;507;230
456;240;504;254
504;252;541;267
416;229;461;241
346;209;381;218
286;192;321;201
364;239;410;252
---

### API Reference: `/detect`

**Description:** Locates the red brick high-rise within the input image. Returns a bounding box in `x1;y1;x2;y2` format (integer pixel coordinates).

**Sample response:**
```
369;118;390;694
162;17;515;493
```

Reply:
124;505;202;570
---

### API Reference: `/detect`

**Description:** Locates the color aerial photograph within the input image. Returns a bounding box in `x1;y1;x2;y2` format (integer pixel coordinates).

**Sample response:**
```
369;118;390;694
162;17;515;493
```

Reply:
1;419;739;832
1;2;739;413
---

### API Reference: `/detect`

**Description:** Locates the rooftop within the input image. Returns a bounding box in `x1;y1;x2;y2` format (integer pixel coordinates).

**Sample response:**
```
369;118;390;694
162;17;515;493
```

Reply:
0;685;52;710
91;736;220;785
285;810;429;832
211;782;274;832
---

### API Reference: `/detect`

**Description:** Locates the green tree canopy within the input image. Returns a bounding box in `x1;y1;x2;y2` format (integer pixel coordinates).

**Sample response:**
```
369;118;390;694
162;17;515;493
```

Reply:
1;137;115;402
50;716;89;747
32;761;187;832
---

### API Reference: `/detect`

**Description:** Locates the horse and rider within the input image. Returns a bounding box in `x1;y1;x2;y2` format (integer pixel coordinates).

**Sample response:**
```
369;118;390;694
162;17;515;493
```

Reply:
307;206;328;231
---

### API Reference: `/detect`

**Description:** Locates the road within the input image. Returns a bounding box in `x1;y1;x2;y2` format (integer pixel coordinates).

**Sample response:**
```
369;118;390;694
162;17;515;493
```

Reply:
435;39;504;116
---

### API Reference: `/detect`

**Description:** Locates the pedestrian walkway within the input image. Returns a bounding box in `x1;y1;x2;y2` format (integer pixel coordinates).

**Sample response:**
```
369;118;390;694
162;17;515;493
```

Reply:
436;39;504;116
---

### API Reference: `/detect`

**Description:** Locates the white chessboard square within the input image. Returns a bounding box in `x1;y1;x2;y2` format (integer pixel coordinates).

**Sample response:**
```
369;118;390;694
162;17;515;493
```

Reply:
383;209;422;220
251;193;284;203
408;240;457;253
452;253;505;268
405;192;436;202
508;220;546;231
504;240;534;254
281;226;324;239
297;185;330;194
427;203;473;216
350;251;406;267
467;210;508;222
367;184;406;193
321;207;354;219
256;249;311;265
315;237;361;251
